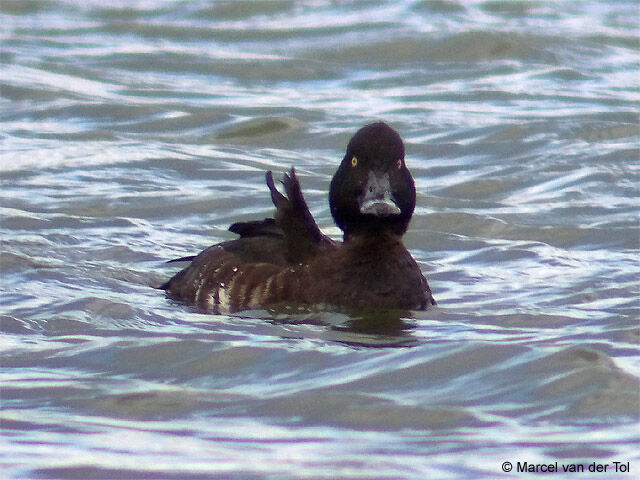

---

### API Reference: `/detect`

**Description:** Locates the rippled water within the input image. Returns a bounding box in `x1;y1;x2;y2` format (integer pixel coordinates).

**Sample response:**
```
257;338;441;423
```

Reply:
1;1;639;478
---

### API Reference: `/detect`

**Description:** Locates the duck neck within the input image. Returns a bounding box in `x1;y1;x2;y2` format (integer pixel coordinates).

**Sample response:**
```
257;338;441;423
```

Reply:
343;229;402;246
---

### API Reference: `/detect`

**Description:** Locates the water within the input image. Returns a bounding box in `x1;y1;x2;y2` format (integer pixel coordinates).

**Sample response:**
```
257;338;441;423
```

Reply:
1;0;639;478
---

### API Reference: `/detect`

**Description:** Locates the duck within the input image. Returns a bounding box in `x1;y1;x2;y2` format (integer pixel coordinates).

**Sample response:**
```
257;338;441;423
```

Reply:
161;122;436;313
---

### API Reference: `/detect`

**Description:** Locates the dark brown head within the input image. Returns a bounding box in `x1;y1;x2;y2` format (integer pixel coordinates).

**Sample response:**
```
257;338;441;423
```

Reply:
329;122;416;239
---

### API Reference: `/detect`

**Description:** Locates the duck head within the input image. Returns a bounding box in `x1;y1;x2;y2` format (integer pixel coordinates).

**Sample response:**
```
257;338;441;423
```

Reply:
329;122;416;239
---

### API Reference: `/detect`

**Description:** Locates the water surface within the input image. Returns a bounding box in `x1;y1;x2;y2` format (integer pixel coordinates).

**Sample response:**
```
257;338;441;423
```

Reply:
1;1;639;478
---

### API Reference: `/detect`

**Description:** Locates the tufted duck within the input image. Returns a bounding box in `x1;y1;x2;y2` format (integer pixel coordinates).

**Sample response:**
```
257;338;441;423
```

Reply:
161;122;436;312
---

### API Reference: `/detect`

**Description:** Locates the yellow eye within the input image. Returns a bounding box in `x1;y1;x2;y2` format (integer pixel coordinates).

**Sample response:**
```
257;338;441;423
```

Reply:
397;159;402;169
351;156;358;167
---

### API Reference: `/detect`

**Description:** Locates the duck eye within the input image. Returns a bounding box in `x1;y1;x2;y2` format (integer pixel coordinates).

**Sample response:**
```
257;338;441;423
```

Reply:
397;159;402;169
351;156;358;167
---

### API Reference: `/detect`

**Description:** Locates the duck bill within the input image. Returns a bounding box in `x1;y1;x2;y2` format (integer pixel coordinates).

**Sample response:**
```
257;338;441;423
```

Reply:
359;172;401;217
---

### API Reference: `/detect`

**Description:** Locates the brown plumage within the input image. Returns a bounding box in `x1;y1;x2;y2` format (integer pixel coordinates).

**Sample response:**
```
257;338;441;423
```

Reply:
161;122;435;313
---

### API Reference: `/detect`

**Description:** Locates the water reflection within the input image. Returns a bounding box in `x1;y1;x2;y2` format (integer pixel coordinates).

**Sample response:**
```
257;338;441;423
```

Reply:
264;305;419;347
